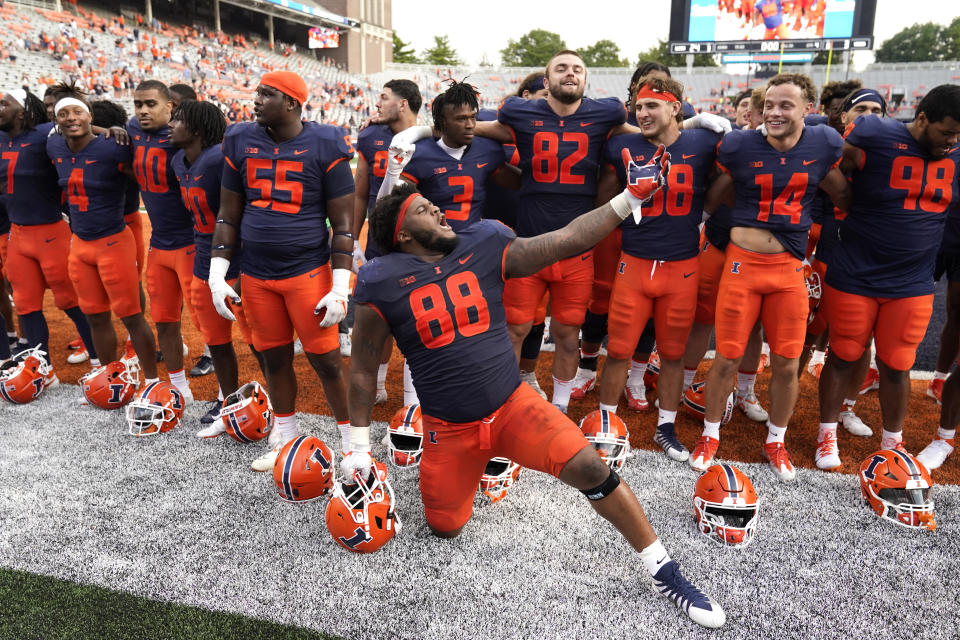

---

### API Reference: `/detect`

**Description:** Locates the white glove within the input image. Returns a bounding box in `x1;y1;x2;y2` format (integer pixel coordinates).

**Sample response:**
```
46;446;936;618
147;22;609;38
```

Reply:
386;141;415;178
756;123;768;136
390;124;432;147
340;424;372;482
684;112;733;135
315;267;351;328
208;257;238;322
352;240;366;273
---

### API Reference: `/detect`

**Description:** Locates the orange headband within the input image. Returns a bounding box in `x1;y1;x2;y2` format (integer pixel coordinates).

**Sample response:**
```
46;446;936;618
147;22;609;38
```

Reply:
260;70;308;106
636;85;679;104
393;193;420;246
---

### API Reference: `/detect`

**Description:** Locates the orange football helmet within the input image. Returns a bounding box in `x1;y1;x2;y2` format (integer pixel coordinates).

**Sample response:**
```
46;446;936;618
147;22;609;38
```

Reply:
220;381;273;443
683;381;735;424
79;360;140;410
578;409;630;471
125;381;186;436
273;435;335;502
859;449;936;531
479;457;523;503
643;351;661;389
326;458;401;553
693;464;759;547
803;260;822;325
388;404;424;468
0;347;51;404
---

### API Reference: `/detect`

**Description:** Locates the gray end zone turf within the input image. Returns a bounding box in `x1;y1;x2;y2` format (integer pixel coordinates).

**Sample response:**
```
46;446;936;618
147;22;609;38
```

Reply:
1;385;958;639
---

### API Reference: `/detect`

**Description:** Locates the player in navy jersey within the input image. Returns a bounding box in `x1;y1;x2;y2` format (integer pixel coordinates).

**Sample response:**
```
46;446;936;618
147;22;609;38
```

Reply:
353;79;423;407
44;90;159;383
695;74;850;481
210;71;356;471
0;89;97;375
0;195;14;363
817;85;960;471
594;76;720;462
345;166;725;627
125;80;199;402
170;99;258;436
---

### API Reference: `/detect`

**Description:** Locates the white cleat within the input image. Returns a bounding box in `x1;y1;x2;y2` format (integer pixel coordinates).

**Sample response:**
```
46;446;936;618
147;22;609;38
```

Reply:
197;419;227;439
519;370;547;400
815;432;842;470
251;443;284;472
839;408;873;437
375;388;388;405
67;348;90;364
916;438;955;471
651;560;726;629
293;338;304;355
737;392;768;422
569;367;597;400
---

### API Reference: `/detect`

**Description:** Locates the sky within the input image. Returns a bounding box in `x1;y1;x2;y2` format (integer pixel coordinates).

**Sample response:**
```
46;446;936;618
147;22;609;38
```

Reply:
391;0;957;69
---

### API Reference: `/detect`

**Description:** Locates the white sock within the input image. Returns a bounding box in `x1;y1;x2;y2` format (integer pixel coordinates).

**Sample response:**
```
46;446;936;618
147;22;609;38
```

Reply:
144;377;159;386
552;376;574;409
881;429;902;445
810;349;826;366
766;421;787;444
90;358;101;368
338;420;351;452
217;386;224;402
658;408;677;426
818;422;838;439
761;341;770;357
168;368;190;396
737;370;756;397
638;539;671;576
377;363;388;390
842;398;856;410
599;402;618;414
274;412;298;442
6;331;15;339
203;344;211;357
938;428;956;441
402;360;419;405
626;359;648;387
703;419;721;440
934;371;948;381
683;367;697;390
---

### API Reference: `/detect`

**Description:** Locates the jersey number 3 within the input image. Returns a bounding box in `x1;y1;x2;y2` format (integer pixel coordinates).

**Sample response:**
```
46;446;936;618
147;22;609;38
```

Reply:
409;271;490;348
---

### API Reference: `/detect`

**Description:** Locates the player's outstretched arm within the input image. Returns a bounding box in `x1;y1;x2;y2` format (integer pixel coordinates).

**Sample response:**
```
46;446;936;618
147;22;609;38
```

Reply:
474;120;515;144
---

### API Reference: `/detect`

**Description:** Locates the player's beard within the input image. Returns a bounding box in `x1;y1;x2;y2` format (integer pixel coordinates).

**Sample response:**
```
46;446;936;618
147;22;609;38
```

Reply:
409;227;460;255
549;81;583;105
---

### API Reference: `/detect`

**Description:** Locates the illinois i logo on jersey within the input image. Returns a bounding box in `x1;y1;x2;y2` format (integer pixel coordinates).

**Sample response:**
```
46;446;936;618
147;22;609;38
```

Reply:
731;261;742;274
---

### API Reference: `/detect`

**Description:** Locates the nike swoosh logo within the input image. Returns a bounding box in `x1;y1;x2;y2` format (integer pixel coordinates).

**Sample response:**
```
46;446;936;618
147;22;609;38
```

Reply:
85;160;96;164
45;237;56;243
656;555;667;565
19;143;31;148
580;122;593;127
193;175;203;181
294;149;309;155
476;163;488;169
309;270;321;277
796;267;803;272
106;241;118;247
682;154;696;160
458;253;474;264
683;271;695;278
803;159;817;165
157;139;169;144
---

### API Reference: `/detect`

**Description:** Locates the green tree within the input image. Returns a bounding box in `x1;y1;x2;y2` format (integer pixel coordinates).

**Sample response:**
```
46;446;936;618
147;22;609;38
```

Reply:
500;29;567;67
422;35;462;66
580;39;627;67
392;31;418;63
635;39;717;68
874;22;948;62
944;16;960;61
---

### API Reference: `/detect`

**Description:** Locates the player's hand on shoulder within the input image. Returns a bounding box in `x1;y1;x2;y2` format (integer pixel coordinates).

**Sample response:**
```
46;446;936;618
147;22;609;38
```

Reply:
104;126;130;145
684;112;733;135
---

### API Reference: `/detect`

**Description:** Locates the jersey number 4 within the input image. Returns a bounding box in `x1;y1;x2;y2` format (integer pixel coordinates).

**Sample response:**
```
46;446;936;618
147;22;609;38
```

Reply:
409;271;490;348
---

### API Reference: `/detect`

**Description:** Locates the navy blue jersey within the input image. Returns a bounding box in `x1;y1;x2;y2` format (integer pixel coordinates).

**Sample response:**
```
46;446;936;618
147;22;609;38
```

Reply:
222;122;355;279
0;197;8;234
828;116;960;297
811;185;846;264
172;145;240;281
705;205;733;251
498;96;625;237
604;129;720;261
805;114;829;126
478;108;521;228
124;177;140;215
46;135;132;241
127;117;195;250
717;124;843;260
353;221;520;422
400;136;506;231
0;123;62;225
355;123;391;211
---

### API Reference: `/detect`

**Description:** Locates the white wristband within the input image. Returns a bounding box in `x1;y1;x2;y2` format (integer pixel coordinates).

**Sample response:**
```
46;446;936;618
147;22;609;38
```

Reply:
609;192;634;220
331;267;352;296
349;424;371;453
209;256;231;282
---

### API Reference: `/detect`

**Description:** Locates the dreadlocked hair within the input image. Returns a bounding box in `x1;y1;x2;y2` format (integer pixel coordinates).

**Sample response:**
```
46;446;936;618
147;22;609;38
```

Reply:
90;101;128;129
172;100;226;148
369;181;419;255
431;79;479;133
48;80;88;103
21;92;48;129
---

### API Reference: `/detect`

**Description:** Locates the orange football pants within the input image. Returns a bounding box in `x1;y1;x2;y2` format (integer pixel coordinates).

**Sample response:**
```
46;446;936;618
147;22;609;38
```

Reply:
504;251;594;327
694;238;727;325
146;244;197;324
68;228;142;318
588;228;622;316
190;275;252;347
125;211;145;276
6;221;79;314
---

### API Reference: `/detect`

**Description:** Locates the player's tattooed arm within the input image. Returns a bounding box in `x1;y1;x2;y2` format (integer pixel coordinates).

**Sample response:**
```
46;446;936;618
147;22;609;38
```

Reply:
211;187;244;261
504;203;624;278
348;305;393;428
839;142;865;175
820;166;852;213
474;120;515;144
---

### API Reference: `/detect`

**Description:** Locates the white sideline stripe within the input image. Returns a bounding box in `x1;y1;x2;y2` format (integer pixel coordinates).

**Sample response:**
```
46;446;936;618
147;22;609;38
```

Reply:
0;384;957;640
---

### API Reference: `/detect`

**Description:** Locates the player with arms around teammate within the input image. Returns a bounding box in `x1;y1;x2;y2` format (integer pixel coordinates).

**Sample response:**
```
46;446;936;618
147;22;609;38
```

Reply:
595;76;720;462
345;165;727;628
170;99;259;436
0;88;97;373
210;71;355;470
44;88;159;382
695;74;850;480
819;85;960;469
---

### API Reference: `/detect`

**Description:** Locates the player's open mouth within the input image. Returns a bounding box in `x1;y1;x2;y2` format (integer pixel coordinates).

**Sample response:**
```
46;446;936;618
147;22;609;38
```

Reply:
766;119;786;128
